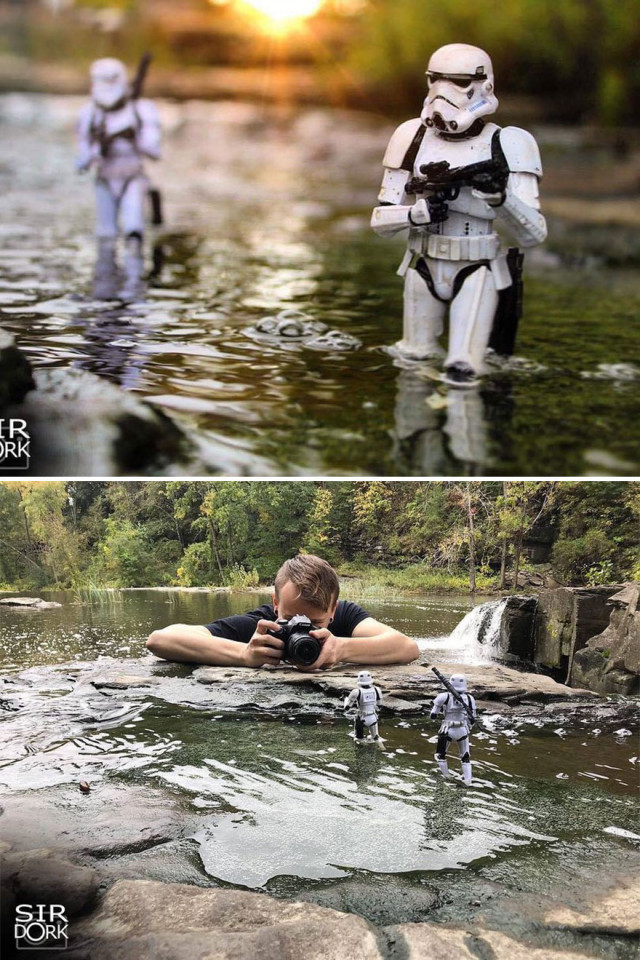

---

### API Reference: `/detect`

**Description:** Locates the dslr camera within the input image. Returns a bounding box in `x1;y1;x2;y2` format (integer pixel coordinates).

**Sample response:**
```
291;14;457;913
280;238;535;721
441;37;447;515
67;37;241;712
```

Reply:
276;614;322;666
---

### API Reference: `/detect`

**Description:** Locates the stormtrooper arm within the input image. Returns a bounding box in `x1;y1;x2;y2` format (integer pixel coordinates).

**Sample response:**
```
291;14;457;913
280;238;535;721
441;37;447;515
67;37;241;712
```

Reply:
76;104;99;172
371;168;440;237
430;692;447;719
135;100;162;160
494;172;547;247
344;688;359;710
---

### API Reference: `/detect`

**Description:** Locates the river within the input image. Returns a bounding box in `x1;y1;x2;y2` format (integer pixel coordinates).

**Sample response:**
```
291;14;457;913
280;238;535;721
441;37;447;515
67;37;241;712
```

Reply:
1;94;639;476
0;589;638;956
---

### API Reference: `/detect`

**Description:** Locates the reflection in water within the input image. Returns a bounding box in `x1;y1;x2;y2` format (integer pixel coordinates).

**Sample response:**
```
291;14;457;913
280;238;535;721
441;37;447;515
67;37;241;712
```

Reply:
75;310;144;388
392;366;513;473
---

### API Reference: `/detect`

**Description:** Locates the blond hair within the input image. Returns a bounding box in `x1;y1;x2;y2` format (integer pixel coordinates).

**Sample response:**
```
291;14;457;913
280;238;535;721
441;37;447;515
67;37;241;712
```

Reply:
274;555;339;611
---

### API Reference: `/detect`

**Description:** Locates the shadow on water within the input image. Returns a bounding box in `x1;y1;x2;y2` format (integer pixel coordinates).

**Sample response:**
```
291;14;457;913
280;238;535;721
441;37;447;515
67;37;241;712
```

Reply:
0;95;639;475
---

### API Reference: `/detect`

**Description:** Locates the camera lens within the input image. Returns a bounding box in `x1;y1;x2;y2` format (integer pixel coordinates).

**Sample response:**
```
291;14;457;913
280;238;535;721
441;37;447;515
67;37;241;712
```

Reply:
286;631;321;666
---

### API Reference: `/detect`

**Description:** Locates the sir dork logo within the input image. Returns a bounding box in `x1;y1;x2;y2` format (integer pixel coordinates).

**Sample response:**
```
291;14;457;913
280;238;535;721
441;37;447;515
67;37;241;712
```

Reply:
0;419;31;471
14;903;69;950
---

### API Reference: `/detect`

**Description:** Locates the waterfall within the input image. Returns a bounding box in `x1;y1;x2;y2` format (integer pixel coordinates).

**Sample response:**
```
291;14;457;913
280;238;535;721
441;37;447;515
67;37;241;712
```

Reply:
447;598;508;660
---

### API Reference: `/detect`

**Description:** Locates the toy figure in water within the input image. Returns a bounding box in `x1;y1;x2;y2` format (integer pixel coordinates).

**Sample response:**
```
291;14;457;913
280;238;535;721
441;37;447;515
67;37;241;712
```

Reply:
344;670;383;743
76;56;162;302
430;672;477;784
371;44;547;386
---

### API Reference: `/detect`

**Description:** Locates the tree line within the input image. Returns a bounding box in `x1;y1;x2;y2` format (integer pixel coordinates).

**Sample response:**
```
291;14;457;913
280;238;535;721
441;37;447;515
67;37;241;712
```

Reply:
0;481;637;594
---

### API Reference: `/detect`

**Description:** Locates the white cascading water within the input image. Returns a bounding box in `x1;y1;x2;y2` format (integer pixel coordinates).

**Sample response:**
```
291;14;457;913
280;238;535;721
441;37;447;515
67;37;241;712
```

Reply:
446;598;509;660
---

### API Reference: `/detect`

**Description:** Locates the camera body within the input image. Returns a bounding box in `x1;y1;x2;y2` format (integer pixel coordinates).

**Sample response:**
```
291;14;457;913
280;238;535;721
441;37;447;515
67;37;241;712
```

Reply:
276;614;322;666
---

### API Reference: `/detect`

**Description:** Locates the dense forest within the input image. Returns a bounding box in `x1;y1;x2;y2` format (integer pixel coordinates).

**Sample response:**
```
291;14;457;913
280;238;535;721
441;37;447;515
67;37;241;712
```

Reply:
0;482;638;594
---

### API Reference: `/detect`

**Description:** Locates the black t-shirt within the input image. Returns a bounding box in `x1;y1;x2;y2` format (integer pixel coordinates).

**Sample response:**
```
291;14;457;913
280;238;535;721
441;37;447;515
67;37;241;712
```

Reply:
204;600;371;644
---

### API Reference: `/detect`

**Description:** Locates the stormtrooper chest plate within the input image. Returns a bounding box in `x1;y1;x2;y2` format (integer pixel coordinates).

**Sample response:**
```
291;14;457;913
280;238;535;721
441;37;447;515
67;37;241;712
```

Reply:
414;122;500;174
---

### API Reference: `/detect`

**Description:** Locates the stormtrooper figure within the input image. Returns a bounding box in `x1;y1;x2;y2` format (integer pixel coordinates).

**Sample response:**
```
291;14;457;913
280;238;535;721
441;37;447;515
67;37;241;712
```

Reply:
371;43;547;385
344;671;383;742
76;58;161;301
431;674;476;784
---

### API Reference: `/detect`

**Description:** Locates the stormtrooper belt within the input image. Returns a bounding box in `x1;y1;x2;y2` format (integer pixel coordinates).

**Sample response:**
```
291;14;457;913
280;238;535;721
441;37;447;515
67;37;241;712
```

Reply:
426;233;500;261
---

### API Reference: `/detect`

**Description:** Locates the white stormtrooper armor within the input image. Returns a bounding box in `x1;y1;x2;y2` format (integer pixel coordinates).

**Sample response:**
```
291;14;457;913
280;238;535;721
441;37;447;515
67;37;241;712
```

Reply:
76;58;161;301
344;670;383;741
371;43;547;385
431;674;476;784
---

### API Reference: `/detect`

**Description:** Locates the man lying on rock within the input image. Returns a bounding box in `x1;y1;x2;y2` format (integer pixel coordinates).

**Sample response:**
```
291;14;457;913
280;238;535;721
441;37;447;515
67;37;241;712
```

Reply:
146;554;419;670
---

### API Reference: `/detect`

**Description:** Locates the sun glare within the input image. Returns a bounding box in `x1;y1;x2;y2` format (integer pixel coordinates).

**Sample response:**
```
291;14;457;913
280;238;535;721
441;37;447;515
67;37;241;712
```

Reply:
240;0;323;25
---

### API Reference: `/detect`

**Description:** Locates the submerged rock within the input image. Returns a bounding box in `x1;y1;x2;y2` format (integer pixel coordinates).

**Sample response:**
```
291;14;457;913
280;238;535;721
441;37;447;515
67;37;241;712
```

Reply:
0;783;192;860
544;874;640;936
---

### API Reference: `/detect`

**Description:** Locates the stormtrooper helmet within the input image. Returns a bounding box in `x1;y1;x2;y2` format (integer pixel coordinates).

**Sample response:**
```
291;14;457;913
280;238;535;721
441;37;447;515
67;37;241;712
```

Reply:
450;674;467;693
357;670;373;687
421;43;498;135
91;58;129;110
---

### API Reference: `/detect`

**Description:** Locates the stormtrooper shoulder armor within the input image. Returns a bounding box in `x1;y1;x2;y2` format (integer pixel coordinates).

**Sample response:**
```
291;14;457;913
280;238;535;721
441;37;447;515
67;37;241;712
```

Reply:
500;126;543;177
383;118;424;170
135;99;160;125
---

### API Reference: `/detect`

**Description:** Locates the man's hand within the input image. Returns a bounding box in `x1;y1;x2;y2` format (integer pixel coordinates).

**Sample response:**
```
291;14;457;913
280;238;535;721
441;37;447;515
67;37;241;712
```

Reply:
243;620;284;668
297;628;345;671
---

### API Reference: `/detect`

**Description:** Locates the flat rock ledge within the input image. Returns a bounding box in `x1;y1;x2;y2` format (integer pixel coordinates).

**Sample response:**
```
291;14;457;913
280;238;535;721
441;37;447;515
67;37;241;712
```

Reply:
193;661;598;712
0;596;62;609
20;878;608;960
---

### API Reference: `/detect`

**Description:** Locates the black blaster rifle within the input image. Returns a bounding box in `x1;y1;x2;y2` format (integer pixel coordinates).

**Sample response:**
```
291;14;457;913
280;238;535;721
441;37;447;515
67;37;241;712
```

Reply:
431;666;475;724
406;157;509;203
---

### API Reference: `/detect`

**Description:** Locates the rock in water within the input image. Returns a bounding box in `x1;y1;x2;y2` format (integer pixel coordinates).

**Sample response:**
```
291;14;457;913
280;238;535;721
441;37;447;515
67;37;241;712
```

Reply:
0;327;35;410
0;597;62;609
10;367;190;476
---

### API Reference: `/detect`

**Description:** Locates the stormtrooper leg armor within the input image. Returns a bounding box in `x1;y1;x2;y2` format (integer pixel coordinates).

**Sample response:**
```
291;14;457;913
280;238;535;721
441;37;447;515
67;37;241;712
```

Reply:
118;176;147;302
435;732;450;778
445;265;499;381
398;265;446;359
455;735;473;785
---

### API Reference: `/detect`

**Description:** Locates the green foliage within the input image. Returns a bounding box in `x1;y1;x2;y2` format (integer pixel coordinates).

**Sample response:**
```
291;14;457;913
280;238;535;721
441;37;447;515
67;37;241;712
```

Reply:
0;481;636;594
175;541;212;588
348;0;640;124
224;564;260;589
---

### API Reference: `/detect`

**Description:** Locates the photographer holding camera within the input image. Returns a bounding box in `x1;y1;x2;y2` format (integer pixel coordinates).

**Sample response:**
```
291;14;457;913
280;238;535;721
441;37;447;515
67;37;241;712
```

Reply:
146;555;419;670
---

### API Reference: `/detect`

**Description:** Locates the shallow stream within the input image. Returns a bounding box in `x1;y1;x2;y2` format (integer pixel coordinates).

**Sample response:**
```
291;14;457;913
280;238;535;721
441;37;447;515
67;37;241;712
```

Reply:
1;95;639;475
1;590;638;955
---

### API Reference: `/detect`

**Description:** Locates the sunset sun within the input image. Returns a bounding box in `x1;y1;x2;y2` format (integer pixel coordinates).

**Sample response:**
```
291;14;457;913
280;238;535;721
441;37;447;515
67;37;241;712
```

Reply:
239;0;323;26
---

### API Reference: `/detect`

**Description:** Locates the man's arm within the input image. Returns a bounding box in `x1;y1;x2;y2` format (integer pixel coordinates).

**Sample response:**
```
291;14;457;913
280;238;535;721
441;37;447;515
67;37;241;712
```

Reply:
308;616;419;670
146;620;284;668
344;617;419;664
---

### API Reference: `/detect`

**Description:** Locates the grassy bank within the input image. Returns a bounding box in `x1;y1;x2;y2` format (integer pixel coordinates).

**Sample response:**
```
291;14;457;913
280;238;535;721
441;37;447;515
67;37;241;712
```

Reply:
0;564;497;600
336;564;498;599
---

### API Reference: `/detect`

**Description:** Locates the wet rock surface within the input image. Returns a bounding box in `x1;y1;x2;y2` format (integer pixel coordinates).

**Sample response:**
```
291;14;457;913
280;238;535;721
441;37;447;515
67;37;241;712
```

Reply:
385;923;595;960
0;782;194;859
66;879;383;960
0;847;100;921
